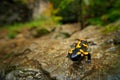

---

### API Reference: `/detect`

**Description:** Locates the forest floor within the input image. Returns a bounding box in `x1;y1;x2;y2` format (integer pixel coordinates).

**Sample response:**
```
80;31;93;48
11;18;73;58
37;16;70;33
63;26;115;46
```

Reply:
0;22;120;80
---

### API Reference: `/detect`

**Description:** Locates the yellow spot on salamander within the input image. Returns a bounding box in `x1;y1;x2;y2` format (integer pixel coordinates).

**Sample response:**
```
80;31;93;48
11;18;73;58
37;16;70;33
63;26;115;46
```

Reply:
68;48;74;54
80;49;88;55
81;54;84;56
76;41;81;48
84;52;88;55
83;44;88;48
77;52;81;55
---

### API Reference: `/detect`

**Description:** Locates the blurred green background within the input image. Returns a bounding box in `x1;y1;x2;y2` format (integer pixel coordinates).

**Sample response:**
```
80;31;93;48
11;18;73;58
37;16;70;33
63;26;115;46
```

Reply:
0;0;120;35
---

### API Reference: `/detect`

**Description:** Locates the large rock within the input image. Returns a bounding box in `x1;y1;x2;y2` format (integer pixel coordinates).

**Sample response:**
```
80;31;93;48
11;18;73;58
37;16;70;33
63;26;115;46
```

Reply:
1;59;54;80
0;25;120;80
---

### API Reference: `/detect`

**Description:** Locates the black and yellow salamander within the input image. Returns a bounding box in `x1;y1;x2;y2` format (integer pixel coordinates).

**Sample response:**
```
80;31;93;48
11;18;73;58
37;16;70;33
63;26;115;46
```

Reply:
67;39;91;63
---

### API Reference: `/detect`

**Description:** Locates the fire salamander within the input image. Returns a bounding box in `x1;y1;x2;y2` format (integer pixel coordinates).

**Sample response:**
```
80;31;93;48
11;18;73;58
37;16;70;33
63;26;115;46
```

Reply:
67;39;91;63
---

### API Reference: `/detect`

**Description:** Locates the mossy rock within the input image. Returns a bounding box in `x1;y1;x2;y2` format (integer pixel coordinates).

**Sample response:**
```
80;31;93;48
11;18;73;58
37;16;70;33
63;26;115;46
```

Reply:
101;25;119;34
32;28;50;38
7;32;17;39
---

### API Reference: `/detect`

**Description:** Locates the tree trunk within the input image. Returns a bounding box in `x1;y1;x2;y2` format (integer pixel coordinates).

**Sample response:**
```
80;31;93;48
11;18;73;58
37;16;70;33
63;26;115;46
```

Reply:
78;0;84;29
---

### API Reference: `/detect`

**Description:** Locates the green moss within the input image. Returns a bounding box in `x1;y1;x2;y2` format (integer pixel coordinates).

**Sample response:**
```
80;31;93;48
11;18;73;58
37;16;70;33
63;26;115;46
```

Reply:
2;15;61;33
36;28;50;37
7;32;17;39
101;25;119;34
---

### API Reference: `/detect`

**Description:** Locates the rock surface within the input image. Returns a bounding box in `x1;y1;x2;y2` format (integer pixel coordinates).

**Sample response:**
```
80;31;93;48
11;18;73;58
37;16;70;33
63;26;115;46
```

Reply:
0;24;120;80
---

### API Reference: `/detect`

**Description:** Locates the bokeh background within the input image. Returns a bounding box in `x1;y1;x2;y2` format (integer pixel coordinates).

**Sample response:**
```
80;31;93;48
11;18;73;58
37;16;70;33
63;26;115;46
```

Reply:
0;0;120;80
0;0;120;34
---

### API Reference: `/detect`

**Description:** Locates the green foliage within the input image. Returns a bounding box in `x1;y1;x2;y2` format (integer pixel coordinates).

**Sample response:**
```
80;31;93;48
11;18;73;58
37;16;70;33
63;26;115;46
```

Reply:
1;0;120;30
102;25;119;34
58;0;74;9
88;0;120;25
49;0;73;9
106;10;120;22
1;15;61;38
88;17;103;26
49;0;77;23
3;15;61;33
50;0;120;25
7;32;17;39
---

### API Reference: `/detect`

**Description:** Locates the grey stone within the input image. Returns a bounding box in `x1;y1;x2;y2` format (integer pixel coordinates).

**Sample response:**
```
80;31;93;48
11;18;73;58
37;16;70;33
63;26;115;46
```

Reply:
5;71;15;80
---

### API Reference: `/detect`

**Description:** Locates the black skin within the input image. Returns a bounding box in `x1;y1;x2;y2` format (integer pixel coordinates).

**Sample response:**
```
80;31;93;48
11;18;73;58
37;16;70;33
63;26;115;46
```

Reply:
67;52;91;62
67;40;92;63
